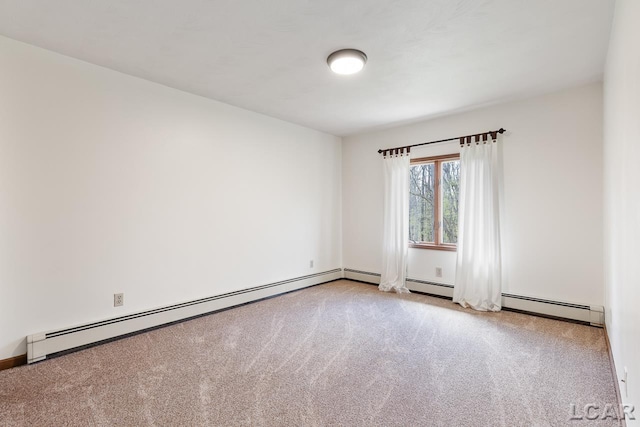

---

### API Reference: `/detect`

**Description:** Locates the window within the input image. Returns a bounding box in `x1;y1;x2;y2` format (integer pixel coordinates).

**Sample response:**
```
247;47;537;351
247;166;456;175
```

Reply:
409;154;460;250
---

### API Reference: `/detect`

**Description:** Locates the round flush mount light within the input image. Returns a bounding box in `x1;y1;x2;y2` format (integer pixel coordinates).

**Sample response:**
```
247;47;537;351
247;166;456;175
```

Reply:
327;49;367;75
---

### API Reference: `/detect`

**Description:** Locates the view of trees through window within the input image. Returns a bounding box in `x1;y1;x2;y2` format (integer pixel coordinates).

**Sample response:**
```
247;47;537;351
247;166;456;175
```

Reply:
409;156;460;247
441;160;460;244
409;163;435;242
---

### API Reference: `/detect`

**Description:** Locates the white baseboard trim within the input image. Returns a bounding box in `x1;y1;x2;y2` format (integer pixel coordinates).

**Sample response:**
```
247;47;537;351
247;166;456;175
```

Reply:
343;268;604;327
27;268;343;364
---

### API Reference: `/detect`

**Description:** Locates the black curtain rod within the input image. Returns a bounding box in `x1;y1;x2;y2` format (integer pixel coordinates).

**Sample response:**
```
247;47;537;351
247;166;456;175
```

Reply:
377;128;506;155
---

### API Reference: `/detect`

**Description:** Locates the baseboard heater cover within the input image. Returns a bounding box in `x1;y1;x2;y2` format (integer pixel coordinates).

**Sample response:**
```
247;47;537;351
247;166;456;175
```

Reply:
27;269;343;364
343;268;604;327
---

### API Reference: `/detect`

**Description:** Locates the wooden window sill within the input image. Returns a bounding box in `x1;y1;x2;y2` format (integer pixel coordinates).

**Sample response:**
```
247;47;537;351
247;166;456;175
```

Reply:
409;244;457;252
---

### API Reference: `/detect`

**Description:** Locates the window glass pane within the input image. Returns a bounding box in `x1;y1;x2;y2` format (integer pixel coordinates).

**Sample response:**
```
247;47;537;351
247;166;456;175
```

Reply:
409;163;435;243
441;160;460;244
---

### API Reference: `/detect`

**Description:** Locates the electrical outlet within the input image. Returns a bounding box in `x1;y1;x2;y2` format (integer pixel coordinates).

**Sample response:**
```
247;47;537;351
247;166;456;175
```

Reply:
114;293;124;307
309;260;314;268
435;267;443;278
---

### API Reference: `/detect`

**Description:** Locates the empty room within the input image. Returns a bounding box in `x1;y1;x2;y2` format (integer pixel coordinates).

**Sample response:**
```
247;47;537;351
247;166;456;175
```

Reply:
1;0;638;425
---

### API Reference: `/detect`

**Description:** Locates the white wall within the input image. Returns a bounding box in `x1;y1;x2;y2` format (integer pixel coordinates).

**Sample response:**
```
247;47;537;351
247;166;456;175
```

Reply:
0;36;342;359
603;0;640;421
343;83;603;305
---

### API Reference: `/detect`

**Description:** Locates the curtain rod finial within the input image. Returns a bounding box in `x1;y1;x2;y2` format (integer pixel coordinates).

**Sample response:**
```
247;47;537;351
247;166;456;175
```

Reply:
498;128;506;134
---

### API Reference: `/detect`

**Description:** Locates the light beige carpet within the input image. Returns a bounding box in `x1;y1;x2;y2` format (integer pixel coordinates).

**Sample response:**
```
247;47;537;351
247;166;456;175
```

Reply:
0;280;620;426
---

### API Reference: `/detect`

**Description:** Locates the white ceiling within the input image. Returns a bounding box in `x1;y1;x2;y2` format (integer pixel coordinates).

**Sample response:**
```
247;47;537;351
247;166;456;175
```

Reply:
0;0;614;136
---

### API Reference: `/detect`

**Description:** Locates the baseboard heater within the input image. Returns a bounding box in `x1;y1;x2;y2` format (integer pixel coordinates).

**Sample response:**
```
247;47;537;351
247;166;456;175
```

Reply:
343;268;604;327
27;268;343;364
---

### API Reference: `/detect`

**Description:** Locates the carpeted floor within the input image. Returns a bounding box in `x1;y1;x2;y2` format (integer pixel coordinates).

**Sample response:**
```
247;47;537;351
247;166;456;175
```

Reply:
0;280;620;426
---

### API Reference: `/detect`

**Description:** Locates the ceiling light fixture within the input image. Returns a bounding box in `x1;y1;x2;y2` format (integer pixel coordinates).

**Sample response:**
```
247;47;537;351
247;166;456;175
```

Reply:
327;49;367;75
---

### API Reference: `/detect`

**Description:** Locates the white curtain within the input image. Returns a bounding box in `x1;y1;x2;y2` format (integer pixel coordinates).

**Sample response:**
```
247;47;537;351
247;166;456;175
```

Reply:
453;137;503;311
379;150;411;293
